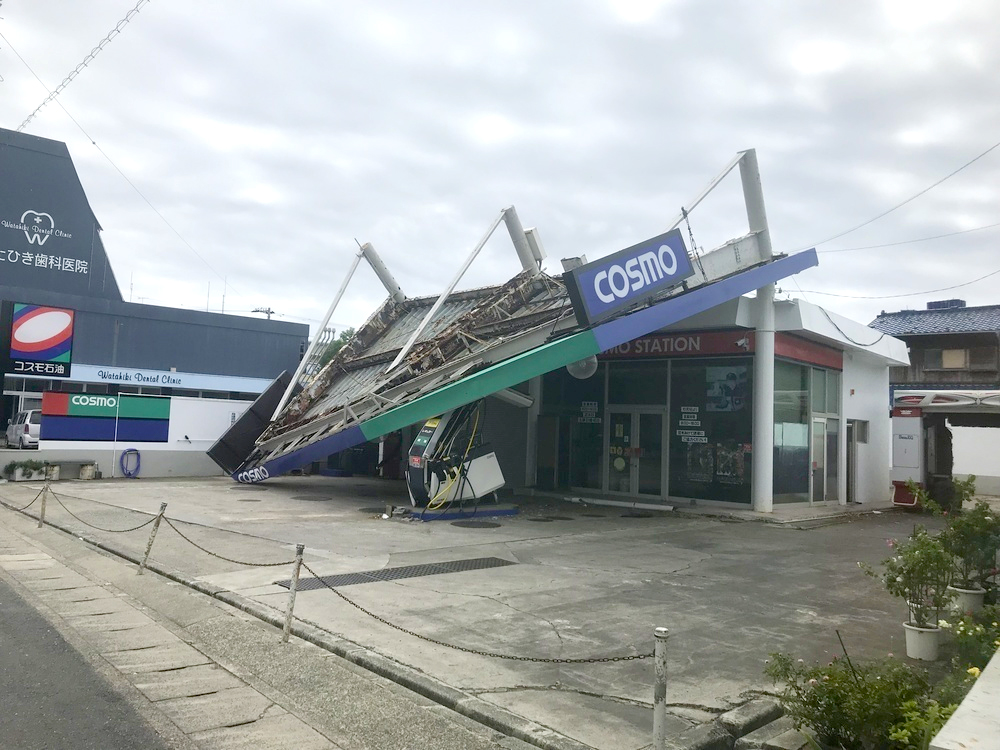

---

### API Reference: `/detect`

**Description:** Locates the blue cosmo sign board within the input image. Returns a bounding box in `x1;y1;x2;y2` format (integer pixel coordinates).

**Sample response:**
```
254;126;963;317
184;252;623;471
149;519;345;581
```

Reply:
563;229;694;326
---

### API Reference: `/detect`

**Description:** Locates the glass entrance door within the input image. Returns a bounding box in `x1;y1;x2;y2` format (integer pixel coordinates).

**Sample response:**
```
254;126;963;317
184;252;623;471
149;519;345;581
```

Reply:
608;410;664;498
811;418;826;503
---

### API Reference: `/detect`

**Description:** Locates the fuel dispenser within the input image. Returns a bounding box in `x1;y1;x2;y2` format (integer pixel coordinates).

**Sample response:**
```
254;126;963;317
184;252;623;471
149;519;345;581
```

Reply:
406;402;505;510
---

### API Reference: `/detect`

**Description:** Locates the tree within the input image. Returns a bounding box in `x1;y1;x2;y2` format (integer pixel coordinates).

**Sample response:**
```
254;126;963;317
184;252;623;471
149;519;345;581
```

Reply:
318;327;355;367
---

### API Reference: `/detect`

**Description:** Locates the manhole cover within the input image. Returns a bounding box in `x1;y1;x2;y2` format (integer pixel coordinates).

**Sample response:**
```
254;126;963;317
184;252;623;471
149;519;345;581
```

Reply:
527;517;554;522
358;506;386;514
231;485;267;492
621;512;653;518
450;520;502;529
545;515;574;521
237;498;262;503
581;513;606;517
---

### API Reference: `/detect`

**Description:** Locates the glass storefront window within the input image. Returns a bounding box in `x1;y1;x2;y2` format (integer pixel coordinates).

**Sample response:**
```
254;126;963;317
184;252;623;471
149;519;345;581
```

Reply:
539;366;605;490
811;369;827;413
826;370;840;414
609;362;668;405
774;360;809;502
668;358;752;504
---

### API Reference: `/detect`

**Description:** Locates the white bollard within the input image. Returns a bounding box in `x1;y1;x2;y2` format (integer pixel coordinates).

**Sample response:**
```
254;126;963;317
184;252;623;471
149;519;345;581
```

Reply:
282;544;305;643
138;503;167;575
653;627;670;750
38;479;48;529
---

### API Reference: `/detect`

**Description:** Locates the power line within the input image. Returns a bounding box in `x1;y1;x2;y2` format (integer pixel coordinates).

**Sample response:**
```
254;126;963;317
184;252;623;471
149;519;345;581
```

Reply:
798;265;1000;300
819;220;1000;253
17;0;150;131
798;138;1000;250
0;30;252;300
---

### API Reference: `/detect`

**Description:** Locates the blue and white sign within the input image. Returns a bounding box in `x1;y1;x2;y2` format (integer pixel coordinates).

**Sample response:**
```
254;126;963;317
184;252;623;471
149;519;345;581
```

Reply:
563;228;694;326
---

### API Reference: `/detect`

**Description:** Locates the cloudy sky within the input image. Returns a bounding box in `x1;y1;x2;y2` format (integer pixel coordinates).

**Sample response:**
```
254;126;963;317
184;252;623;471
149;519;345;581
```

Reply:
1;0;997;336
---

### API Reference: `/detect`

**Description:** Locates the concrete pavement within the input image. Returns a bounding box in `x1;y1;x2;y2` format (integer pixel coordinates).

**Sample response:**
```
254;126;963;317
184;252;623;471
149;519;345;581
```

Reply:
0;475;929;749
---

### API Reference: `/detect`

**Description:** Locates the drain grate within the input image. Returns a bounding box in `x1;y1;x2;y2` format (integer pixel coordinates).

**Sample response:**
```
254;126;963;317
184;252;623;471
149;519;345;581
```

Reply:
277;556;517;591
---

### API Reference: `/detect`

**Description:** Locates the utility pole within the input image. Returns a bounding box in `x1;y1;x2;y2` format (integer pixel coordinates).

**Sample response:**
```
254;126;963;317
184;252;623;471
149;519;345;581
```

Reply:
253;307;275;320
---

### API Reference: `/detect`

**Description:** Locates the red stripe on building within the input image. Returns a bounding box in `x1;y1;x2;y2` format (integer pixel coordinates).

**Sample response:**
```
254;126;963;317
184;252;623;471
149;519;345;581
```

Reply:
41;391;70;416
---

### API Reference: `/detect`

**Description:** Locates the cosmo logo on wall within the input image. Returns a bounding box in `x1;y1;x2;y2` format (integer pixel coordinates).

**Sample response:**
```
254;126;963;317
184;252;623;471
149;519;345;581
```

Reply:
9;303;75;377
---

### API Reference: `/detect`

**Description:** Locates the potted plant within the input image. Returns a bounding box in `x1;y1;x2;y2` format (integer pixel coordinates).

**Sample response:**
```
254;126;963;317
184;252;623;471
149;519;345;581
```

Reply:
941;499;999;613
2;460;58;482
863;525;953;660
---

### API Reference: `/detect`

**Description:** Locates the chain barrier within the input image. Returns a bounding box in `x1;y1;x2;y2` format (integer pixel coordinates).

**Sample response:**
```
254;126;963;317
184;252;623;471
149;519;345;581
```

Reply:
0;487;44;513
49;490;157;533
300;561;653;664
162;517;296;567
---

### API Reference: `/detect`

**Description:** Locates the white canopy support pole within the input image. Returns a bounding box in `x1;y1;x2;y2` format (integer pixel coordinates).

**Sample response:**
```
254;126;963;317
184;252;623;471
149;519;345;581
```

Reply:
360;242;406;303
741;148;777;513
502;206;540;275
271;247;364;421
385;208;508;374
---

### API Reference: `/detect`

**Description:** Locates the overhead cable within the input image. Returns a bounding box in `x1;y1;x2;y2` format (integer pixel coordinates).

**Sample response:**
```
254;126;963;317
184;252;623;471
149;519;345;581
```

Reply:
797;265;1000;300
819;220;1000;253
798;138;1000;250
17;0;150;131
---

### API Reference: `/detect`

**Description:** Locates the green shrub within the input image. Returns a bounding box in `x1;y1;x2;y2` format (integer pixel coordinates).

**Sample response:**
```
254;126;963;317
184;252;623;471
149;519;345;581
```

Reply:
888;699;957;750
765;653;930;750
939;604;1000;670
2;459;46;478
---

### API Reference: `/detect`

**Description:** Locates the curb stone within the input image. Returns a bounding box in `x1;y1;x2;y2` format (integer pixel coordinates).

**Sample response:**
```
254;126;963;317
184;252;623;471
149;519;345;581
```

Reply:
718;699;784;737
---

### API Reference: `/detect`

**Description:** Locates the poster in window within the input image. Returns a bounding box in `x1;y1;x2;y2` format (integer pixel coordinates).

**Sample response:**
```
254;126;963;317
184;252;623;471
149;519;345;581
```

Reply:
685;442;714;483
715;441;746;485
706;366;747;412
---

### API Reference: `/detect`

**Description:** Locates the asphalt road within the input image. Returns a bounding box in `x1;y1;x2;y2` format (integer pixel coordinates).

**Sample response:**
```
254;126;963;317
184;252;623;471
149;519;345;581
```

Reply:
0;576;173;750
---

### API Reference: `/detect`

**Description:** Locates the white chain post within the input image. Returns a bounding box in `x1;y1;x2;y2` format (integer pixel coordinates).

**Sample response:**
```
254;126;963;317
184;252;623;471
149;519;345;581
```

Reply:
137;503;167;575
653;627;670;750
37;470;49;528
282;544;305;643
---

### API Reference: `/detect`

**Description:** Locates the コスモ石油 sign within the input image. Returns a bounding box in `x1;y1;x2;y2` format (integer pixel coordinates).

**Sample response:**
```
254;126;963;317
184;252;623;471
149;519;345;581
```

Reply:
562;229;694;326
9;303;74;378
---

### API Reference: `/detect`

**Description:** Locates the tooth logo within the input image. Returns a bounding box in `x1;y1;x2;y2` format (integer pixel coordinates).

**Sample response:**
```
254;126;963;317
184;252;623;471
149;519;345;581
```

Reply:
20;210;55;245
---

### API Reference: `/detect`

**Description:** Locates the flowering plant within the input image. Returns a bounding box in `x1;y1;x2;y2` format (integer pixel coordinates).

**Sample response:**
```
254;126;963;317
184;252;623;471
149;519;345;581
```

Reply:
862;526;953;628
940;499;1000;590
765;653;930;750
939;604;1000;669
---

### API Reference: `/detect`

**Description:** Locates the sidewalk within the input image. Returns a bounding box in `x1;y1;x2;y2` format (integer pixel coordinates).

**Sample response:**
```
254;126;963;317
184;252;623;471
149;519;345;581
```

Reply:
0;500;538;750
0;475;935;750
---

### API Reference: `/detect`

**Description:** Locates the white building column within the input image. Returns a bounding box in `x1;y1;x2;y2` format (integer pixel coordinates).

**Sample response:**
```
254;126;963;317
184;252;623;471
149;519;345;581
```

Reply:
752;284;775;512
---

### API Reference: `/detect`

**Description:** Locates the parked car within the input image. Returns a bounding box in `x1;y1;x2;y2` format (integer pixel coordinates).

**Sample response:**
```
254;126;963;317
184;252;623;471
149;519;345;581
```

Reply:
3;410;40;449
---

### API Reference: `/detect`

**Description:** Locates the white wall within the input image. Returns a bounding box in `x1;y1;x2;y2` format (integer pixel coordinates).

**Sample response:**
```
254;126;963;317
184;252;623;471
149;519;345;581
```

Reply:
842;351;892;504
37;396;250;478
952;425;1000;495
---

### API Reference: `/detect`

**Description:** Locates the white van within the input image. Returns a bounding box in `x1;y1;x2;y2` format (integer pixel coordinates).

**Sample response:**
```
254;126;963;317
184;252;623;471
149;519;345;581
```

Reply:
3;410;40;449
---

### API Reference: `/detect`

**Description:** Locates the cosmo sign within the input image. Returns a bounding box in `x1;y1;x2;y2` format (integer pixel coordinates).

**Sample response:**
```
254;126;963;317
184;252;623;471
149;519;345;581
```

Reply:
563;229;694;326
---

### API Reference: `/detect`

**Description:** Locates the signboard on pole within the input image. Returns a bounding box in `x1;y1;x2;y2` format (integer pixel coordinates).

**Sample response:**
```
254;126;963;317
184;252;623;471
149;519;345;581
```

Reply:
562;229;694;326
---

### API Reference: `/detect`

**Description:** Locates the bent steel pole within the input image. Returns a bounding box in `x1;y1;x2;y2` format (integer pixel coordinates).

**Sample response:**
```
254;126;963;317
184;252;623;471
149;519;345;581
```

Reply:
271;248;365;421
385;208;508;374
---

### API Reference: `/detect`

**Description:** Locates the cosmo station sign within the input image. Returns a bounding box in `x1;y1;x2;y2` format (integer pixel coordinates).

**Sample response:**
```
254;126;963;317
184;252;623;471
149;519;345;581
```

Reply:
563;229;694;326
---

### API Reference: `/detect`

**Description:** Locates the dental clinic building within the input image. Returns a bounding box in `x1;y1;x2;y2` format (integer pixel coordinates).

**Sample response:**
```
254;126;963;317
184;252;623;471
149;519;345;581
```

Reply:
0;127;307;475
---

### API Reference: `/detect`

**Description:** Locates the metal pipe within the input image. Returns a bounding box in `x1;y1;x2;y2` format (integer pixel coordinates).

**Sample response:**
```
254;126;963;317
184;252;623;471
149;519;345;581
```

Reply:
653;626;670;749
738;148;773;258
361;242;406;304
282;543;305;643
272;248;365;421
138;502;167;575
503;206;540;275
386;208;508;373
